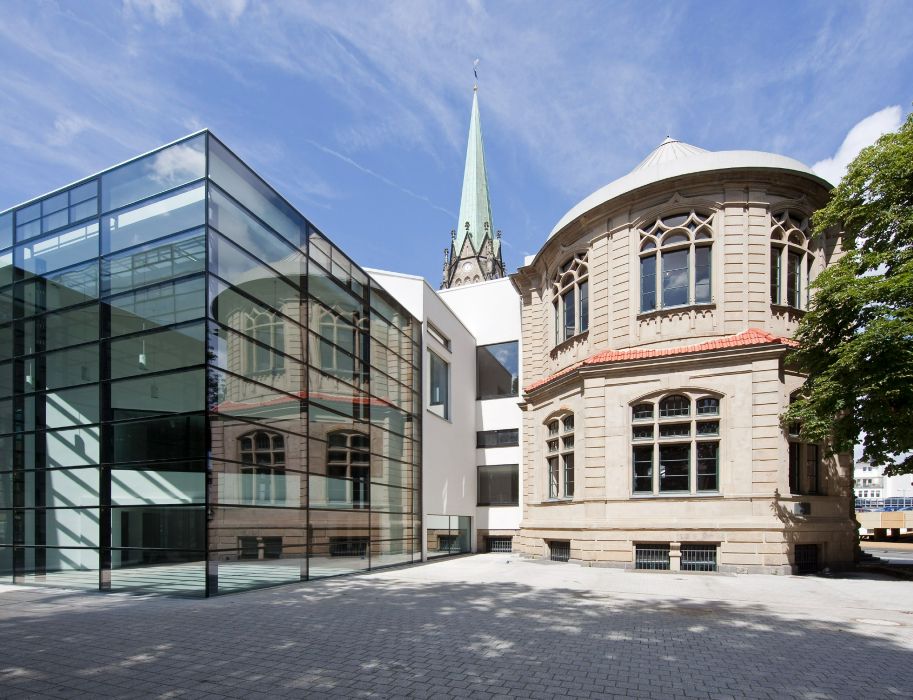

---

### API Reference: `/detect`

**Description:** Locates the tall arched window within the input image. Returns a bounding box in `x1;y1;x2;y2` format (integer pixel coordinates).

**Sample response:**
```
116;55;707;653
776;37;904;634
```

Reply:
552;253;588;343
327;430;370;508
239;430;286;504
639;211;713;312
545;413;575;499
244;311;285;375
770;210;813;309
631;392;720;495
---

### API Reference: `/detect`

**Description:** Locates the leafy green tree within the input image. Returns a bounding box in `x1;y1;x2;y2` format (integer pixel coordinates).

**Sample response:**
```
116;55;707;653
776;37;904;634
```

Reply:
784;110;913;476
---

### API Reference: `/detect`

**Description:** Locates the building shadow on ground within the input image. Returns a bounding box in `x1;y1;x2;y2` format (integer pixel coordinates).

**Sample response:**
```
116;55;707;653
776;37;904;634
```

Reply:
0;566;911;699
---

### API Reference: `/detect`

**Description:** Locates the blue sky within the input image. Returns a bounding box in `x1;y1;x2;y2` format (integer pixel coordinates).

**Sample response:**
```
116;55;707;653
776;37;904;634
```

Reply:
1;1;912;283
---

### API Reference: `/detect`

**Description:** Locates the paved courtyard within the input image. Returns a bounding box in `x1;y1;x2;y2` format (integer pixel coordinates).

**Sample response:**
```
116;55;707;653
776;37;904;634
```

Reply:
1;554;912;700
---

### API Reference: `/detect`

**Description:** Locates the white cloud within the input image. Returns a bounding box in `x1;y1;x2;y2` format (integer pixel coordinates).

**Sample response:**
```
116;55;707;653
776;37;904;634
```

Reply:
812;106;903;185
123;0;183;25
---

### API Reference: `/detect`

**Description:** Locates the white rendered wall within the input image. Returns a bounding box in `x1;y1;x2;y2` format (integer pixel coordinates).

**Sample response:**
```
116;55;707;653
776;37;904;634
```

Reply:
440;278;523;534
368;270;478;556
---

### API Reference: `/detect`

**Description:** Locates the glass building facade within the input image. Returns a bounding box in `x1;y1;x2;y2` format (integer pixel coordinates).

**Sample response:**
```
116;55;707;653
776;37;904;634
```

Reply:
0;132;422;595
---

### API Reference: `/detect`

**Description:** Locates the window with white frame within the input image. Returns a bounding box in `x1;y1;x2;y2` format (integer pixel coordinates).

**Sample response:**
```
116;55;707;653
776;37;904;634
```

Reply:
552;253;588;343
244;310;285;375
639;211;713;312
770;210;814;309
631;393;720;495
546;414;575;498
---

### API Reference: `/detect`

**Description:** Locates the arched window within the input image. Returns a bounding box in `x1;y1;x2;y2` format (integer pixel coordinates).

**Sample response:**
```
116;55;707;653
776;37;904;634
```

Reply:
327;430;370;508
545;414;575;499
239;430;286;504
631;393;720;495
314;304;360;377
552;253;589;343
244;311;285;375
770;210;814;309
639;211;713;312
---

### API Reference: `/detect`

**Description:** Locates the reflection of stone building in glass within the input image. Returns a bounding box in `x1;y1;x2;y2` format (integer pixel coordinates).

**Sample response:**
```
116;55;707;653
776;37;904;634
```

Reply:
0;131;422;595
512;139;857;574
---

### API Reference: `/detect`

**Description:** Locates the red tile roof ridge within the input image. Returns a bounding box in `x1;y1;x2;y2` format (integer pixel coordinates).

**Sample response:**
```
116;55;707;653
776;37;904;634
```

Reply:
524;327;796;393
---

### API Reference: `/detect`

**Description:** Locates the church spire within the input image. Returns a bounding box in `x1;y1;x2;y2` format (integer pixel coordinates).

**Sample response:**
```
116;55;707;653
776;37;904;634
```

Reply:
441;79;505;289
455;87;494;257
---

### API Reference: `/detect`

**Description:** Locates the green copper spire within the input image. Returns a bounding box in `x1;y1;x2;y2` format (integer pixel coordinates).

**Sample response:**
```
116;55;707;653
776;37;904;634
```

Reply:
455;87;497;256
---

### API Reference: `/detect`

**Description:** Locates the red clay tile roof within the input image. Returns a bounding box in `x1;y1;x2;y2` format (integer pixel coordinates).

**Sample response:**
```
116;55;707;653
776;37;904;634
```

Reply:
524;328;797;393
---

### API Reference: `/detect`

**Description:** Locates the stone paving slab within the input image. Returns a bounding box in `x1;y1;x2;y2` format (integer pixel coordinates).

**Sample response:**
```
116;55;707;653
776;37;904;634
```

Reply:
0;554;912;699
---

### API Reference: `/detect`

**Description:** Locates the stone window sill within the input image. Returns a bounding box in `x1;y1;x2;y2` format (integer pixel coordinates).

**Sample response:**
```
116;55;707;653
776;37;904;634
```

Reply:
637;303;715;320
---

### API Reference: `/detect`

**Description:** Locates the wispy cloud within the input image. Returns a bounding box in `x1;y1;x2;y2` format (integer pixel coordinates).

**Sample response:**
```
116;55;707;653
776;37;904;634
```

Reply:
307;140;454;218
812;106;903;185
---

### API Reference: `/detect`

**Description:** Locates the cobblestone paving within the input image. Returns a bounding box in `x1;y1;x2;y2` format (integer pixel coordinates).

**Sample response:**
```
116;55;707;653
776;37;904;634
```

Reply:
1;555;912;699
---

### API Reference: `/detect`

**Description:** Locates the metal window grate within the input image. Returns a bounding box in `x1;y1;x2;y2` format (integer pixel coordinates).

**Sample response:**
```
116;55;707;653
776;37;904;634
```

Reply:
635;544;671;570
487;537;513;553
549;540;570;562
681;544;717;572
795;544;819;574
329;537;369;558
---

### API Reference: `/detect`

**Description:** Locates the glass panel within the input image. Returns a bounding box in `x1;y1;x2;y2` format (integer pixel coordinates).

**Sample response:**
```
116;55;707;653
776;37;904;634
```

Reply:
17;222;99;275
111;369;205;420
209;137;305;247
661;248;689;307
101;135;205;213
44;344;100;389
640;256;656;312
633;446;653;493
103;182;205;254
697;442;719;491
0;212;11;250
694;245;711;303
787;251;801;308
632;425;653;440
209;186;305;282
112;469;205;506
563;453;574;497
45;304;99;351
103;228;205;295
696;397;719;415
632;403;653;420
697;421;719;436
112;414;205;465
770;247;782;304
477;464;519;505
476;341;518;399
44;385;101;428
46;426;101;468
110;323;206;379
21;261;99;315
548;456;559;498
428;351;449;419
659;422;690;438
659;443;690;492
108;275;206;336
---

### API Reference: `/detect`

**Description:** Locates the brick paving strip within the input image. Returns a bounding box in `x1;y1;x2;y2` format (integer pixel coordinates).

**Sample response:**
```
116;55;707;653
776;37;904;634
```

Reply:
0;555;912;699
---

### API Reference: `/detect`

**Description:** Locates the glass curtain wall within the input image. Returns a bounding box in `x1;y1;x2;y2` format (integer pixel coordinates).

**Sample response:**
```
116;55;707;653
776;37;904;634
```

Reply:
0;132;422;596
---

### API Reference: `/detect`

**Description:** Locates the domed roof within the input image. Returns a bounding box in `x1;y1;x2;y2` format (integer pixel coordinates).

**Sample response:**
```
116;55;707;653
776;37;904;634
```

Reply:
546;139;832;241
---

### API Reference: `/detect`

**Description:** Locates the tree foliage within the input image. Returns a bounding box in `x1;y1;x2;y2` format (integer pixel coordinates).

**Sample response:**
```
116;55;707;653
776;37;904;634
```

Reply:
784;109;913;476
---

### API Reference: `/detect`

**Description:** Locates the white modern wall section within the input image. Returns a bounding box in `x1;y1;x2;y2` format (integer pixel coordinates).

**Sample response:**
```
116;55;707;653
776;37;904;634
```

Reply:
368;269;479;557
439;277;521;344
442;277;523;537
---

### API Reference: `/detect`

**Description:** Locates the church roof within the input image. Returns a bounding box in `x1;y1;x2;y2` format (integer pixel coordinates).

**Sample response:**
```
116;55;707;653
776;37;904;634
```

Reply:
455;88;498;256
546;139;831;241
524;328;797;394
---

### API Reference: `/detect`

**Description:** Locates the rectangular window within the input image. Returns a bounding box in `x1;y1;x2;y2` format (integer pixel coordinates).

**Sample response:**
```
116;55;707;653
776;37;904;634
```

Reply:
548;456;559;498
562;289;575;340
770;248;782;304
640;256;656;312
805;444;819;495
476;341;519;399
476;429;519;448
694;246;711;303
578;280;589;332
659;443;689;492
428;350;449;420
787;251;801;308
426;322;450;350
563;453;574;497
477;464;519;506
788;441;801;494
635;544;670;570
696;442;719;491
633;445;653;493
661;249;689;307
